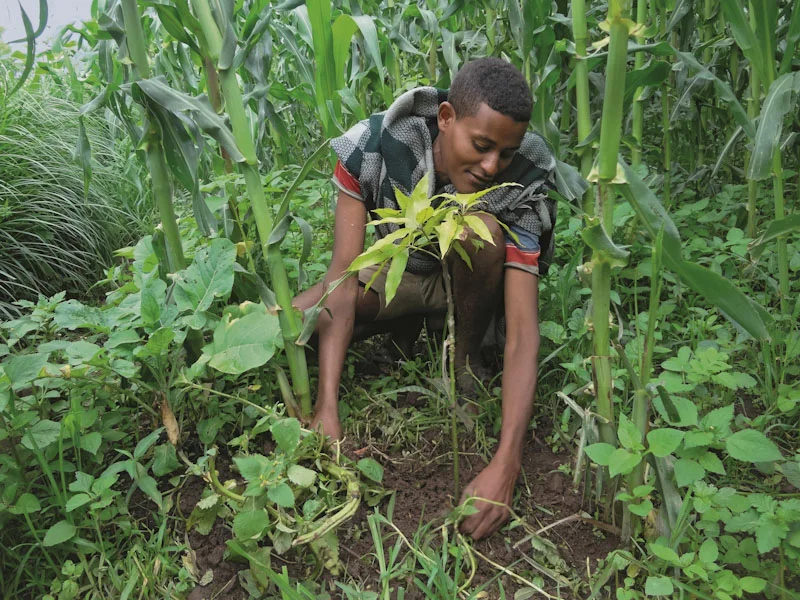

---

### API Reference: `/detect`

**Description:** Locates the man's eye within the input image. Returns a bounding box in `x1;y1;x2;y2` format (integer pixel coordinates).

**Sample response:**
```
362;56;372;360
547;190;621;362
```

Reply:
473;142;489;152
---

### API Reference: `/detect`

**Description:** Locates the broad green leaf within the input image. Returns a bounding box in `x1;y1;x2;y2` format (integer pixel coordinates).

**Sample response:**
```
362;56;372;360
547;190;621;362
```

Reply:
623;60;671;109
12;493;41;514
608;448;642;478
79;432;103;455
66;493;93;512
234;455;270;482
21;420;61;451
747;72;800;181
725;430;782;463
134;428;164;460
617;413;642;450
331;15;359;89
203;307;280;375
233;508;268;540
646;428;684;458
43;521;77;547
648;543;680;564
152;444;180;477
287;465;317;487
138;327;175;359
698;451;726;475
674;458;705;487
739;577;766;593
585;443;615;466
270;418;301;453
436;217;459;259
384;249;409;306
699;539;719;564
645;576;674;596
357;458;384;483
653;391;698;427
629;499;654;517
268;482;295;508
463;215;497;246
3;353;49;389
174;239;236;328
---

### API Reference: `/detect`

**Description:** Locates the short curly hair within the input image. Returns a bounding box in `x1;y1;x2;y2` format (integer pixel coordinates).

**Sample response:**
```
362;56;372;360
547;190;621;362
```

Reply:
448;58;533;123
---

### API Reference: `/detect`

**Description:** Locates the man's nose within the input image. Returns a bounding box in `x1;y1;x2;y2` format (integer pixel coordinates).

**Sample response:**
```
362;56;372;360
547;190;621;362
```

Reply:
480;153;500;178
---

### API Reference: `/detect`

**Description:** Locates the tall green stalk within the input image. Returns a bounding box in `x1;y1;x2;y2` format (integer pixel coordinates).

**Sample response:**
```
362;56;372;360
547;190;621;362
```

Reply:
631;0;647;167
592;3;631;447
658;5;672;208
191;0;312;414
572;0;594;216
120;0;185;271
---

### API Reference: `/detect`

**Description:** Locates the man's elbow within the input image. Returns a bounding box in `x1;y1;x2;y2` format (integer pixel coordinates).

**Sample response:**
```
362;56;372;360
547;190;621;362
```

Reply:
504;327;540;363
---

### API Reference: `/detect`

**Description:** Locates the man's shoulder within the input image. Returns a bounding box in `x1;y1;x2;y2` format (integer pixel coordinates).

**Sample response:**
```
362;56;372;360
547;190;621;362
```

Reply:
518;131;556;172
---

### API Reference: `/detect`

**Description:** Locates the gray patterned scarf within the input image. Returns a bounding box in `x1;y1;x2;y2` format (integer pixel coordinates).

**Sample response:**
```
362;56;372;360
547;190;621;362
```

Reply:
331;87;559;275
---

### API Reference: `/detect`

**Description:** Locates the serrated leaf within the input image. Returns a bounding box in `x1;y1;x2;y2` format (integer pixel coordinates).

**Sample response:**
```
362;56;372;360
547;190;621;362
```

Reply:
739;577;766;593
647;428;684;457
674;458;705;487
725;429;782;463
234;455;270;481
287;464;317;487
233;508;268;540
698;451;726;475
268;482;294;507
270;419;301;453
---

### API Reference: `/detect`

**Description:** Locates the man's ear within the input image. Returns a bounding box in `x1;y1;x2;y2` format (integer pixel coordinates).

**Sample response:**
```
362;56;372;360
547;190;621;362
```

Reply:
438;101;456;132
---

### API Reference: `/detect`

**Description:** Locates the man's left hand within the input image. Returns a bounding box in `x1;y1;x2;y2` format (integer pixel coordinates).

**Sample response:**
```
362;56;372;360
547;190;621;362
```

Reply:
458;460;519;540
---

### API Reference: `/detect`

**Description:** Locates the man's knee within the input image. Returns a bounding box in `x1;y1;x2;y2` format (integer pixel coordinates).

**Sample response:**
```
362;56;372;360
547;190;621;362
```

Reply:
463;213;505;266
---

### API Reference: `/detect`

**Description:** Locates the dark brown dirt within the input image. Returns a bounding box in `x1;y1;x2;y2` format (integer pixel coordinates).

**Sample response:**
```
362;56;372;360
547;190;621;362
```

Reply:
335;433;617;599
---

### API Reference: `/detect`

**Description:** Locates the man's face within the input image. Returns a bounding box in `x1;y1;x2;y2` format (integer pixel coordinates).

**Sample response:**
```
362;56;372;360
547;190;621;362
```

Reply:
435;101;528;193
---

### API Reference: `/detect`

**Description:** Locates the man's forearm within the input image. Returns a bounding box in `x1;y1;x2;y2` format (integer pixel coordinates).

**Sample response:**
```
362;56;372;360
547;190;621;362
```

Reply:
315;278;358;410
494;337;539;466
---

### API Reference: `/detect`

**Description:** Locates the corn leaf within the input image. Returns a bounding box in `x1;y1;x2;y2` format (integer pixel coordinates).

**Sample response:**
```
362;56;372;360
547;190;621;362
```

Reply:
749;214;800;261
720;0;769;84
747;72;800;181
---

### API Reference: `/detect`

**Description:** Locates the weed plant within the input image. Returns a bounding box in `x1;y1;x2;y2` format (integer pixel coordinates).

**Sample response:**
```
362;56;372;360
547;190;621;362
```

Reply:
0;82;151;318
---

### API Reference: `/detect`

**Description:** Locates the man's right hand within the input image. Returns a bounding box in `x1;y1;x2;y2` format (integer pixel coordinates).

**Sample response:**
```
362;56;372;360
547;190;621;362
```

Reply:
310;409;343;441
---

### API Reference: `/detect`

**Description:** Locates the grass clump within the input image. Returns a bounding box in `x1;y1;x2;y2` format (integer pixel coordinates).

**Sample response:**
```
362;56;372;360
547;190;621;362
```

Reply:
0;83;151;318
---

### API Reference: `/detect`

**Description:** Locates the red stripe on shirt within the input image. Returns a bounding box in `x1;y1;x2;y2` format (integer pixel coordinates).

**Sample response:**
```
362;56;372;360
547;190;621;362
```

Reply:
334;160;361;195
505;244;540;267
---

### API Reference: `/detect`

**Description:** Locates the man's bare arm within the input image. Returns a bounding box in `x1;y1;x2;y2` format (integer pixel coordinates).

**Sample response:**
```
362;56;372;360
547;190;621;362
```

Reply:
310;192;368;438
459;268;540;539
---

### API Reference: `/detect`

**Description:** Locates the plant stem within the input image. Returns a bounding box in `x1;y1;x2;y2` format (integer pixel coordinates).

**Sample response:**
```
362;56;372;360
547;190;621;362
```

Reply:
441;260;460;499
572;0;594;217
192;0;312;415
